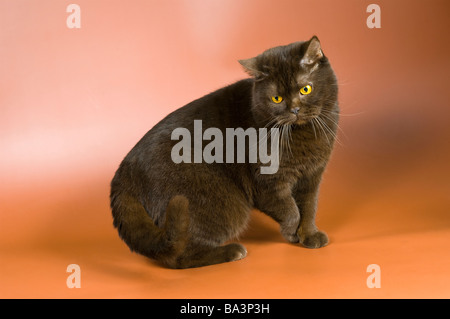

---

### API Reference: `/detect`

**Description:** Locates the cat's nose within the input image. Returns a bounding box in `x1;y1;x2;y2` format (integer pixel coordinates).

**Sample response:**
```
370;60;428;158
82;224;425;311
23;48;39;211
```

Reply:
290;107;300;115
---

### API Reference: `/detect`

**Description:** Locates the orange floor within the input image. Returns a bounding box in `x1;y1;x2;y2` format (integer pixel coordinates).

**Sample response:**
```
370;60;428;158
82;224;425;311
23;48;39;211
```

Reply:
1;0;449;299
1;142;449;299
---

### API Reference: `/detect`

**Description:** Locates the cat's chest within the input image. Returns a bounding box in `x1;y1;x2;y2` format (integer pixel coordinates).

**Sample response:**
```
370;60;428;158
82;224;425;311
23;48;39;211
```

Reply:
284;125;334;164
278;145;329;180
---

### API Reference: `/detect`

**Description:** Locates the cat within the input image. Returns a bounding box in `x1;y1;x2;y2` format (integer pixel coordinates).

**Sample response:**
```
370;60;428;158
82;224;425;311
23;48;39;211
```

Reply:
110;36;339;269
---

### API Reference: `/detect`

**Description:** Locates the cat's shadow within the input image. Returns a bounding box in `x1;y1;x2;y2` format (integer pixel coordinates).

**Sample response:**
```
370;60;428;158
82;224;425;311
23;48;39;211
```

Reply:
240;210;284;244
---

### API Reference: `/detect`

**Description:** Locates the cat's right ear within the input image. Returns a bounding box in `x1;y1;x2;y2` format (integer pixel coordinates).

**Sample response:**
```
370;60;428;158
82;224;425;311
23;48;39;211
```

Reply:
239;57;262;78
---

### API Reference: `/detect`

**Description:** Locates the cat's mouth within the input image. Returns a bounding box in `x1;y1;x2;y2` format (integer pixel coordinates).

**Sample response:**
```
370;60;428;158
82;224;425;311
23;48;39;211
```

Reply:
276;112;320;126
295;114;319;126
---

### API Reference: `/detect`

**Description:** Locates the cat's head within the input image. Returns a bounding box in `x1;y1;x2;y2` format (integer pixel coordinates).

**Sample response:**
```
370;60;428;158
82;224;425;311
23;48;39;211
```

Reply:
239;36;338;127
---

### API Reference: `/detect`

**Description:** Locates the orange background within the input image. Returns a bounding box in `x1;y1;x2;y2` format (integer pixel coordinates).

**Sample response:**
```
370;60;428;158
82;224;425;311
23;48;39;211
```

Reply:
1;0;449;298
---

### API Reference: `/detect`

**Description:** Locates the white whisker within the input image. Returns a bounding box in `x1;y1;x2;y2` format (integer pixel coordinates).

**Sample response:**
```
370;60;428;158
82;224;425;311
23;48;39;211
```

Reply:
317;116;343;147
319;112;348;143
314;117;330;146
310;120;317;140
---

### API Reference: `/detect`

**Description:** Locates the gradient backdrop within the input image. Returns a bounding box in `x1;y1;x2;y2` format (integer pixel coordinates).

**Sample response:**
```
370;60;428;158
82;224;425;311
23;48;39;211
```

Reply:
1;0;449;298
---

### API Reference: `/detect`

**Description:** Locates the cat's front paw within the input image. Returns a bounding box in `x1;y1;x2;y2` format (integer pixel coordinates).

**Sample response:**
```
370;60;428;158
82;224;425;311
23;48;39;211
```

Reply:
281;230;300;243
299;230;329;249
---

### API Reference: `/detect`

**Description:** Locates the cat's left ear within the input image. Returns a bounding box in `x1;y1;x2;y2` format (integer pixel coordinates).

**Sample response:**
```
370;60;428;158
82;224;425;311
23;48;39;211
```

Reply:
301;36;324;68
239;57;261;78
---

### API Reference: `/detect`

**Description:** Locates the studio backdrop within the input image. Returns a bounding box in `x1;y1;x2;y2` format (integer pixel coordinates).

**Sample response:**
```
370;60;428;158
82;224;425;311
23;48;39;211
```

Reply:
1;0;449;298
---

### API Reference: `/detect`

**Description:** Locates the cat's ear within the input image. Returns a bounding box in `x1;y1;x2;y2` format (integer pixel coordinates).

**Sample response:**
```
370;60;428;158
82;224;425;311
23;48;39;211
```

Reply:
300;36;324;68
239;57;262;78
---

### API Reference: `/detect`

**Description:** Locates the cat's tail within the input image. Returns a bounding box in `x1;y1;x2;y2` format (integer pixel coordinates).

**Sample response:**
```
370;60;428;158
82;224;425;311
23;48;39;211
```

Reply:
110;193;190;266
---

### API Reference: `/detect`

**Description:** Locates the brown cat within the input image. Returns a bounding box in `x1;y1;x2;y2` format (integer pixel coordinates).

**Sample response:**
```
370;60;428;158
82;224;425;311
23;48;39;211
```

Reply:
110;36;339;268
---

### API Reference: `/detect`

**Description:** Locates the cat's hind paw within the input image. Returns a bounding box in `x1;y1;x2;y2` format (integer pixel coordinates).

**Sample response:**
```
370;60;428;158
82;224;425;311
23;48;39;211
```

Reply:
227;243;247;261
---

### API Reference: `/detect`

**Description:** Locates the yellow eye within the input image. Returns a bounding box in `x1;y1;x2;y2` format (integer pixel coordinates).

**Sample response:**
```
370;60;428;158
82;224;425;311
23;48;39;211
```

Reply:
300;85;312;95
271;96;283;103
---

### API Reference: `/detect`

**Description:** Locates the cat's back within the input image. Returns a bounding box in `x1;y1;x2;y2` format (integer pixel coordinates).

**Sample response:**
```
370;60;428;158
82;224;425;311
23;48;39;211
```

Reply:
155;78;253;131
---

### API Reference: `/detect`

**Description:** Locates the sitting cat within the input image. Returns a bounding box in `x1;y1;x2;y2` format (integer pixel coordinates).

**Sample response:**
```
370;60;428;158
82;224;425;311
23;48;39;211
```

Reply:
110;36;339;268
